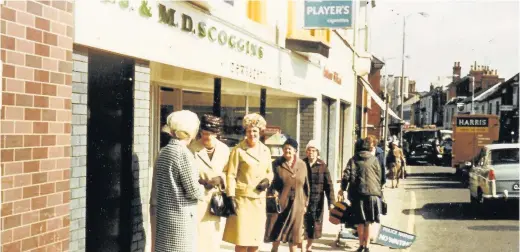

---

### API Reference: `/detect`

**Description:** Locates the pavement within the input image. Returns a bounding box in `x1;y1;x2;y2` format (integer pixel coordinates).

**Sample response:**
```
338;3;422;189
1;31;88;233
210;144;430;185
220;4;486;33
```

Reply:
219;173;414;252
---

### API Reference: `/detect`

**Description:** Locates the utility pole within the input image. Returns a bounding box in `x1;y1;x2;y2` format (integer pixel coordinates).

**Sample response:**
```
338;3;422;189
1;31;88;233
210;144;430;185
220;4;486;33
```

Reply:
399;16;406;147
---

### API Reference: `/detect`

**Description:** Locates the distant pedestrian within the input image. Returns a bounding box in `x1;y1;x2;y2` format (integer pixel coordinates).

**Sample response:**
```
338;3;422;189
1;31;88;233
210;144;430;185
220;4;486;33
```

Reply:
340;138;382;252
387;140;405;188
302;140;335;251
154;110;204;252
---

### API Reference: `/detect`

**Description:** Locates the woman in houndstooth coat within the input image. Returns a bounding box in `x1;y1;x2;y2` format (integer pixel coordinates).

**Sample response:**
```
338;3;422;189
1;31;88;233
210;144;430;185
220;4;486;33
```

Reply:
154;111;204;252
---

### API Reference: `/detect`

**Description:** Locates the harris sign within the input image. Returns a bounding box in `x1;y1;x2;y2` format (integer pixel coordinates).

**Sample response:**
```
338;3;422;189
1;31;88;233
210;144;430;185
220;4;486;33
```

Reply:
304;0;354;29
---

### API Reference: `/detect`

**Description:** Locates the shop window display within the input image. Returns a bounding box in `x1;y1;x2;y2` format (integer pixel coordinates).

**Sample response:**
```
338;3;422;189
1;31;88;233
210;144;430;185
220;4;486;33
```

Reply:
183;91;247;147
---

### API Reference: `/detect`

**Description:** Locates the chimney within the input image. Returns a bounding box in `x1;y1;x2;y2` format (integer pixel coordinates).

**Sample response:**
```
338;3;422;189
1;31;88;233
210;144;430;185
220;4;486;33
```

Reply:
453;61;461;82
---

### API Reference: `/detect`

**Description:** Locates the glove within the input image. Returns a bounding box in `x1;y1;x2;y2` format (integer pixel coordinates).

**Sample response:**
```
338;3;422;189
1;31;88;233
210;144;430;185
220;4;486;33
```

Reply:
256;178;270;191
229;196;239;214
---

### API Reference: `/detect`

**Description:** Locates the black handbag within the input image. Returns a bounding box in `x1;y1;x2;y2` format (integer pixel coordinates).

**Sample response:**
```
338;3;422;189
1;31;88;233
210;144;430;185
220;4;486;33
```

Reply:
266;195;282;214
381;191;388;215
210;190;233;217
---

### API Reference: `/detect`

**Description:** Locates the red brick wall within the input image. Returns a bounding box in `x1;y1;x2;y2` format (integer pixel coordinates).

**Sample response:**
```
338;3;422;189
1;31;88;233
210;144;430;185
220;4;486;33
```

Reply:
367;69;382;140
1;1;74;251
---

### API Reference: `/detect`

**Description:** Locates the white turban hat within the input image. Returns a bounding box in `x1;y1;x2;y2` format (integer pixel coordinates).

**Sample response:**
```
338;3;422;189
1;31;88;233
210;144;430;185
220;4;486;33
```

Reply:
166;110;200;140
306;140;320;152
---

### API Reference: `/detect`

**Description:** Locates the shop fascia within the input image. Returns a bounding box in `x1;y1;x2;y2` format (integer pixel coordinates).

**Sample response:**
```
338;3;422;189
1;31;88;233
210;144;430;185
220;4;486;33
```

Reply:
157;4;264;60
323;67;342;85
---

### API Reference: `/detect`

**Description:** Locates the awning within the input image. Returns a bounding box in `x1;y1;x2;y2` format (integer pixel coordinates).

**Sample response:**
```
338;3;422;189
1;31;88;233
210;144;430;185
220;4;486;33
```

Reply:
358;76;401;121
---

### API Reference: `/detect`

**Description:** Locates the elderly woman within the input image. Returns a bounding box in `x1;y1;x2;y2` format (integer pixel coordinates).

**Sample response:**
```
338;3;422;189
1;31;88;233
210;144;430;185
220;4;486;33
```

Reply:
302;140;334;252
188;114;230;252
223;113;273;252
387;140;405;188
340;138;382;252
154;110;204;252
265;138;309;252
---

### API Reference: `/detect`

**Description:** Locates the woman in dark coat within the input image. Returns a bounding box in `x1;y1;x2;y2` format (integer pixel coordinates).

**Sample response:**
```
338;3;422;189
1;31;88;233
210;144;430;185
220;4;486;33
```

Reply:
340;138;382;252
265;138;310;252
302;140;335;251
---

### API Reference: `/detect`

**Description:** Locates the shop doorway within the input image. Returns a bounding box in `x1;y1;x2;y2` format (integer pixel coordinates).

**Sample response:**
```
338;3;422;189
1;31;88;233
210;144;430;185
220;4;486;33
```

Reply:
86;52;135;252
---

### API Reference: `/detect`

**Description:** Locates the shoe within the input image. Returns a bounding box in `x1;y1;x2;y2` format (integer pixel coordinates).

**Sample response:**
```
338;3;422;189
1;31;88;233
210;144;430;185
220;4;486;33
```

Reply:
364;247;371;252
356;246;365;252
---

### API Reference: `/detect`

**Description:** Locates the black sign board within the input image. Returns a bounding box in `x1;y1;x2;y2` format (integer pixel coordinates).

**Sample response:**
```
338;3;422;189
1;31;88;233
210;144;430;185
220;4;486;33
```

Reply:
456;117;489;127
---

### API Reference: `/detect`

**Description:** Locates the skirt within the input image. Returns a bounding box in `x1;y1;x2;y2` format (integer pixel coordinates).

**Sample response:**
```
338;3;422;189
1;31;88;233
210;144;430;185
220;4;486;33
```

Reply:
223;196;266;246
351;195;381;224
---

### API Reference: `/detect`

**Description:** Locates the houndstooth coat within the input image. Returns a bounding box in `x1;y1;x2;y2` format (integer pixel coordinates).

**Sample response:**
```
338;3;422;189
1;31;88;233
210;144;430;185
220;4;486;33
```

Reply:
154;139;203;252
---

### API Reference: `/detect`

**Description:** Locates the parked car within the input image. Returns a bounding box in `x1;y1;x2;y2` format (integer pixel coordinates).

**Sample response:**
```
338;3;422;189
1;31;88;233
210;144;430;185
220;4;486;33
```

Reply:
468;143;519;213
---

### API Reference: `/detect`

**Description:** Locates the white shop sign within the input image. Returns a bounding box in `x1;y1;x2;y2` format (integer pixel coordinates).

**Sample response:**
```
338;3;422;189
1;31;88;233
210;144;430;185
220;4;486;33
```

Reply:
74;0;278;87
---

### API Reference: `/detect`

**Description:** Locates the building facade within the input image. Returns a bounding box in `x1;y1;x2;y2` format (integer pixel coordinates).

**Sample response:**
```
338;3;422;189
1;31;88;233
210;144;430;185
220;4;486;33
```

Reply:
0;1;377;251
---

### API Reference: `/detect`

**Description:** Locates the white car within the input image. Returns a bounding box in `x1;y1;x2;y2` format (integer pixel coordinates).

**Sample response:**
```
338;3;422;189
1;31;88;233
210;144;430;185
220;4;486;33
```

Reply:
468;143;519;212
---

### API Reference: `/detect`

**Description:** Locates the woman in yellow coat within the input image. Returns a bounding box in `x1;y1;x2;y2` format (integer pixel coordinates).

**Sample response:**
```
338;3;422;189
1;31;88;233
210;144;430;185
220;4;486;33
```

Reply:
223;113;273;252
189;114;230;252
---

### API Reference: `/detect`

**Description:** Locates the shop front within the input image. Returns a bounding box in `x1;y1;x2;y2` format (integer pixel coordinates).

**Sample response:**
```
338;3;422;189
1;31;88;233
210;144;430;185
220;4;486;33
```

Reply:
72;1;322;251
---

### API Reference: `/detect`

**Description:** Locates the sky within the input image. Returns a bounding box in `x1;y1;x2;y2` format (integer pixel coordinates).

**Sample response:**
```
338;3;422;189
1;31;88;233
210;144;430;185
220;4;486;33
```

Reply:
370;0;520;92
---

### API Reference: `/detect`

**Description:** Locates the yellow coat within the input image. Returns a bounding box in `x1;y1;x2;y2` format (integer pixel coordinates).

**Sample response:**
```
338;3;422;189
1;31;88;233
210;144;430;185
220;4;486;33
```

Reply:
223;140;273;246
189;139;230;252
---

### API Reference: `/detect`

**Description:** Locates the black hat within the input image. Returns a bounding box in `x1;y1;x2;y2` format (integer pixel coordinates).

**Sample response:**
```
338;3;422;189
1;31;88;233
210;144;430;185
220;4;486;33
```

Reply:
200;114;222;134
283;137;299;150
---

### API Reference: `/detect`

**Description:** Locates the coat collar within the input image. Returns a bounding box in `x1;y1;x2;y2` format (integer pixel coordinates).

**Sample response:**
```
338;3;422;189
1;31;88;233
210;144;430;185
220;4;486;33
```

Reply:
239;140;266;163
191;140;226;170
304;157;323;167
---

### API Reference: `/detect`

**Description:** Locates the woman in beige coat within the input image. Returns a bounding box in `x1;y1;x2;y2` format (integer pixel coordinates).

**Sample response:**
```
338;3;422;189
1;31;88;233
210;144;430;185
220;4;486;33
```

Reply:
189;114;230;252
223;113;273;252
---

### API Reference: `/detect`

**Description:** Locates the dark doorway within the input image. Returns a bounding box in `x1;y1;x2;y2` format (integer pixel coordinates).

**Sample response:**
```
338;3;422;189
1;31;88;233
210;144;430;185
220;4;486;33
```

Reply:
86;52;134;252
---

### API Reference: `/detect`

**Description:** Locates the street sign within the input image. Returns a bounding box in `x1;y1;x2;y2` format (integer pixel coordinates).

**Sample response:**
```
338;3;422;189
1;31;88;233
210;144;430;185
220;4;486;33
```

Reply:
304;0;354;29
500;105;514;111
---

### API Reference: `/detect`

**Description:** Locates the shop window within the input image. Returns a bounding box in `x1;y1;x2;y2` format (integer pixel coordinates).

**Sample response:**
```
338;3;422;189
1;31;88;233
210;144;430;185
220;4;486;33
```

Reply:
488;103;492;114
159;87;176;148
322;98;332;163
249;96;298;140
182;91;246;147
496;101;500;115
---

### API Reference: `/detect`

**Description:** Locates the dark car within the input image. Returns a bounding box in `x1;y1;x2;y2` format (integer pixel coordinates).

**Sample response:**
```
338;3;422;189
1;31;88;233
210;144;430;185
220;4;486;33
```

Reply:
403;129;451;166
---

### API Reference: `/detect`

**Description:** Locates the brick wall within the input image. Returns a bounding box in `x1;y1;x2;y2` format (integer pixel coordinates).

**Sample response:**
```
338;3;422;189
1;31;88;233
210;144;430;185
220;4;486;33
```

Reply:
367;68;382;140
298;98;315;158
69;49;88;252
1;1;74;251
131;63;150;252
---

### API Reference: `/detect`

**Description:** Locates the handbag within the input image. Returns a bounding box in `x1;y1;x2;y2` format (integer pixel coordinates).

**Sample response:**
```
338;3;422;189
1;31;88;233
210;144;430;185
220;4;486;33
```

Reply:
381;190;388;215
266;195;282;214
209;190;233;217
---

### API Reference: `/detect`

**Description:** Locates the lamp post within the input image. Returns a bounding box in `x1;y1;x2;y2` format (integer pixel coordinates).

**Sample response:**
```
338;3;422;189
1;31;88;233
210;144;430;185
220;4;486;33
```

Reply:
398;11;428;146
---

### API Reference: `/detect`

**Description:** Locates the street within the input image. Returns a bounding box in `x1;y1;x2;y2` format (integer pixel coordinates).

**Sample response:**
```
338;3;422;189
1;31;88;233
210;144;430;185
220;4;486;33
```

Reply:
220;166;519;252
404;166;519;252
